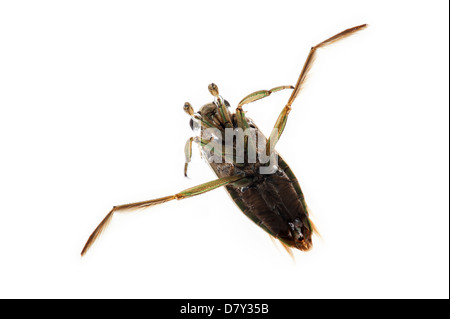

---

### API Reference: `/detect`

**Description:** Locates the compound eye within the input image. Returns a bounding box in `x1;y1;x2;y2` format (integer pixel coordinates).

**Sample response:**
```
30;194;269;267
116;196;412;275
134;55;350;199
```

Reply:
189;118;201;133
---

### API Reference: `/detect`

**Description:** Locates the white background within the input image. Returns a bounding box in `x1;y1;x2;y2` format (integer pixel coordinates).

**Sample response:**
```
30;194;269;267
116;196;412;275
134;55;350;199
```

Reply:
0;1;448;299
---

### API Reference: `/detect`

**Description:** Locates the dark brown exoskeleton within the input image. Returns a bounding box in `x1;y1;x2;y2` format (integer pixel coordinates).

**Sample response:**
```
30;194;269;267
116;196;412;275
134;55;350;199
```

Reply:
81;24;367;256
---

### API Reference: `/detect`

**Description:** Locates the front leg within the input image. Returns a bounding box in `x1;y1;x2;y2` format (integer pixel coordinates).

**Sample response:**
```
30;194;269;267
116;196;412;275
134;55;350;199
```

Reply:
237;85;294;108
184;137;194;177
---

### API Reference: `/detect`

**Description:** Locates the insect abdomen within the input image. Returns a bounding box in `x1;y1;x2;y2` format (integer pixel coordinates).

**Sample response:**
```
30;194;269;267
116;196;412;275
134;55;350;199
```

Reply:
211;155;313;251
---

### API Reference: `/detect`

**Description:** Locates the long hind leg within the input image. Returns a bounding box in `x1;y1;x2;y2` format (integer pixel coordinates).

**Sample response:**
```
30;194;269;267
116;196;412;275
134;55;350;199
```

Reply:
265;24;368;154
81;174;244;256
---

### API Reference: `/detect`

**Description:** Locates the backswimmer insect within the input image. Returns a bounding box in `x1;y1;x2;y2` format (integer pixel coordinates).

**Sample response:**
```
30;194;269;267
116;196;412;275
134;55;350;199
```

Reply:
81;24;367;256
